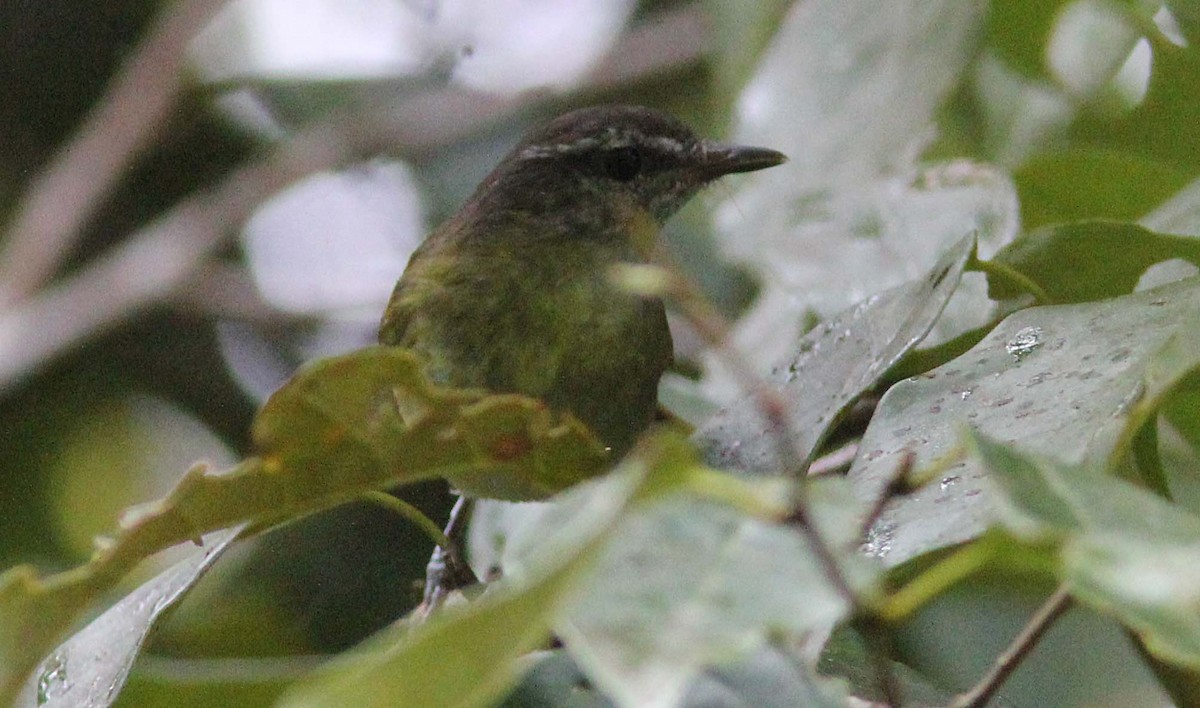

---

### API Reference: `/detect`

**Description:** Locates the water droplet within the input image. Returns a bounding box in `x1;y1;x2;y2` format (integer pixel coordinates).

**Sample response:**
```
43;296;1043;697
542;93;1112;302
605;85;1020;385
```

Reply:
37;654;69;705
958;387;974;400
861;522;895;559
1027;372;1052;386
940;475;961;490
1006;326;1044;361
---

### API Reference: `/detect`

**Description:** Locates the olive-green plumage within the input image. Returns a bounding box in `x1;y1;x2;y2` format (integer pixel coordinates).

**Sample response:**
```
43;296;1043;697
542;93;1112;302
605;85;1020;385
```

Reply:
379;105;785;459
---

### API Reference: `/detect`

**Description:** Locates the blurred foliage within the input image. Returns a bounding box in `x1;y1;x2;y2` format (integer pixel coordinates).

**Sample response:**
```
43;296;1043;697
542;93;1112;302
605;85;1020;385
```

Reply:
4;0;1200;706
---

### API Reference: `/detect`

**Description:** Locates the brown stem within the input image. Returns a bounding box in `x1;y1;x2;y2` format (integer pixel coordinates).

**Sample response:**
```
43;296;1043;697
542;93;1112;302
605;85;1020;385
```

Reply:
952;585;1074;708
858;450;915;543
807;442;859;477
653;259;861;610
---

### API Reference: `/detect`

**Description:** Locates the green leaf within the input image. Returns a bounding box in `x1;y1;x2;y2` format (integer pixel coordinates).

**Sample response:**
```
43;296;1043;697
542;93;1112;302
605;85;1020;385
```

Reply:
1075;40;1200;173
819;628;978;707
497;650;612;707
970;432;1200;669
986;0;1074;78
1015;151;1193;229
1104;321;1200;478
696;234;975;474
1143;175;1200;235
1168;0;1200;45
0;347;607;705
253;346;608;502
278;433;696;708
470;439;869;706
985;221;1200;303
489;474;866;706
702;0;792;124
848;277;1200;566
684;645;848;708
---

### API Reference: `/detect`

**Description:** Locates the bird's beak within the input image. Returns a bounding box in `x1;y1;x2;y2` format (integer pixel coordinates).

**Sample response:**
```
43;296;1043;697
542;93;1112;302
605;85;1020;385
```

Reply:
696;141;788;179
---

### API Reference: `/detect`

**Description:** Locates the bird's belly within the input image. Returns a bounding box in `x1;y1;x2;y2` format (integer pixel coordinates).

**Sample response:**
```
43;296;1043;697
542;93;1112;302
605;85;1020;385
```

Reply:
421;286;670;457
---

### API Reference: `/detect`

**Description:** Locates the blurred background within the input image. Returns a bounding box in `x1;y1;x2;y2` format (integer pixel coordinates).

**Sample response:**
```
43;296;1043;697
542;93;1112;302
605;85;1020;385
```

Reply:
2;0;1197;705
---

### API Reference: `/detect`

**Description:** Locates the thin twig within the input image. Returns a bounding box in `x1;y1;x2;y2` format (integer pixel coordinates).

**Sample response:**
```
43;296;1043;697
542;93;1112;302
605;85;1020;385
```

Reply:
582;4;709;93
649;259;860;609
952;585;1074;708
420;495;480;618
806;442;859;477
0;0;234;306
858;450;915;543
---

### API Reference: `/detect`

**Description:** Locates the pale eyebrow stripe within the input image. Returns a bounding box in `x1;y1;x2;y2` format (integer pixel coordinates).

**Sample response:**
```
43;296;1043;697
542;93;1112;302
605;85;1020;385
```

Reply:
519;133;687;161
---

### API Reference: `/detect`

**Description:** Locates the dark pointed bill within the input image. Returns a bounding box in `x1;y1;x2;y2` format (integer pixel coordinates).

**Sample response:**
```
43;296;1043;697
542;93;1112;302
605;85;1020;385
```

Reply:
697;141;788;179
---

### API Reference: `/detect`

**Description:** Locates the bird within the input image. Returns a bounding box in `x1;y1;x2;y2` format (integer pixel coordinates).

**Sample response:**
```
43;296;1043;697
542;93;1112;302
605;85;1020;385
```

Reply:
379;104;786;465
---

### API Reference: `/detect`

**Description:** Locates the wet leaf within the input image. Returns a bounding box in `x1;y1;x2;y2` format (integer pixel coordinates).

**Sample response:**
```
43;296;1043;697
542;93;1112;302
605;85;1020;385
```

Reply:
554;477;870;707
849;277;1200;566
15;528;241;708
470;440;870;707
696;234;974;475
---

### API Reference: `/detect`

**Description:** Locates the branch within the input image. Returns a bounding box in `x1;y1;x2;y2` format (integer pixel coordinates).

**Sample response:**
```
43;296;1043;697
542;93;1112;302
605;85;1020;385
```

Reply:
0;4;714;393
953;585;1073;708
626;258;861;608
0;111;389;392
0;0;234;306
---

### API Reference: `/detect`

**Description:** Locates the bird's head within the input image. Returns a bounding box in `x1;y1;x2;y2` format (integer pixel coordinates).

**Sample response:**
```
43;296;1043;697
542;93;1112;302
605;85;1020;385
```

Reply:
463;105;786;242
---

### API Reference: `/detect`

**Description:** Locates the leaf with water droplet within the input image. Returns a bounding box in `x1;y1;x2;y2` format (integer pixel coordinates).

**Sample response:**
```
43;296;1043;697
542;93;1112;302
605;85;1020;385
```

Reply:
850;277;1200;566
15;529;240;708
695;233;975;475
1005;325;1044;360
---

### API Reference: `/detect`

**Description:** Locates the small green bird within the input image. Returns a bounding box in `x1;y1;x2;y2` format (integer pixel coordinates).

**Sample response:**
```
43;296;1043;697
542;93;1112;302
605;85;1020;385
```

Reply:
379;105;785;460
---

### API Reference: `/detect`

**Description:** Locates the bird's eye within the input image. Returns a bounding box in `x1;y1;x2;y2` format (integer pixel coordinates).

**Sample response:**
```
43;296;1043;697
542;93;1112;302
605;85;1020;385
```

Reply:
603;146;643;182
